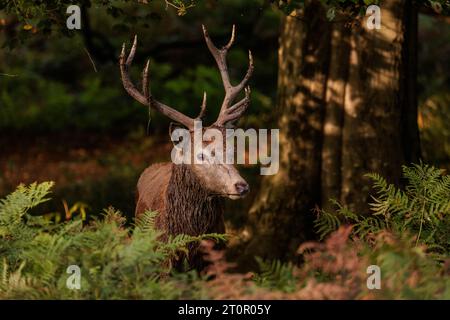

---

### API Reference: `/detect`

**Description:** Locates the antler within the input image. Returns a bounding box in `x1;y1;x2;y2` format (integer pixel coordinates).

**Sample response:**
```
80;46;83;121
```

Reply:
202;25;254;127
120;36;198;129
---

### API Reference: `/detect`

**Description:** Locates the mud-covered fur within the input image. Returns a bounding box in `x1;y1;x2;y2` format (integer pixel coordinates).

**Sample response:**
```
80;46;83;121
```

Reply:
167;164;225;236
135;163;225;269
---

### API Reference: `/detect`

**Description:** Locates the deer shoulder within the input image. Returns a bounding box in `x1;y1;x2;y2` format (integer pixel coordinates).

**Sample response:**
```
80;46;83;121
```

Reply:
135;163;172;228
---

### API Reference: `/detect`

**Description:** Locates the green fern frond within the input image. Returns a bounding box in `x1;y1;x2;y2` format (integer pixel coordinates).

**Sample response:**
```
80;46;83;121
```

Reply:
253;257;296;292
0;181;54;225
316;164;450;252
314;209;341;240
134;210;158;234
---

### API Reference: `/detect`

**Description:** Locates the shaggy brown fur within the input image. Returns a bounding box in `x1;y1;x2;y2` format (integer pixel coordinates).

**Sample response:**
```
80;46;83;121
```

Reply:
135;163;225;269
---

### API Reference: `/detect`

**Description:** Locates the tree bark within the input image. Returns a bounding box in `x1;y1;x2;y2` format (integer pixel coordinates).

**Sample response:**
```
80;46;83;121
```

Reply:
244;0;420;261
243;2;331;261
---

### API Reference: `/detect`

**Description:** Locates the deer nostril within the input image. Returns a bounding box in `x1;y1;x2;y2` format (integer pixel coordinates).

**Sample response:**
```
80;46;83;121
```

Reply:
234;182;250;195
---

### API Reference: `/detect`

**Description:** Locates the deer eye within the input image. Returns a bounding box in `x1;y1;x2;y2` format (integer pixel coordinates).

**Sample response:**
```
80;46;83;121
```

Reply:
197;153;206;161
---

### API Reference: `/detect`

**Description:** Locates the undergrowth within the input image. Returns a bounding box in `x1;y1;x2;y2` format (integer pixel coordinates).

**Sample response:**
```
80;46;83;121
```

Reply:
0;182;224;299
0;163;449;299
315;163;450;255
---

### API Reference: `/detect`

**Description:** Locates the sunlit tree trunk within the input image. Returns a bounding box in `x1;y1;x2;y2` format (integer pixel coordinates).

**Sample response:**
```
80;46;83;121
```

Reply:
244;0;419;261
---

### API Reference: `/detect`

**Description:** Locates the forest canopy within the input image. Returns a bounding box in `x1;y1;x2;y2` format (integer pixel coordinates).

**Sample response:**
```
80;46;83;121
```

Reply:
1;0;449;44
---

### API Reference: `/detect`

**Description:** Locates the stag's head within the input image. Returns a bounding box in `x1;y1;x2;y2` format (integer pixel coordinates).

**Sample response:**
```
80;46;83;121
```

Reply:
120;25;253;199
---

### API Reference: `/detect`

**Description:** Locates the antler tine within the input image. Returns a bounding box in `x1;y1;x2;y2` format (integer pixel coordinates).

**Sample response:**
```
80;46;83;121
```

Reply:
220;86;251;126
224;24;236;50
228;86;251;113
202;24;232;89
202;25;254;127
142;59;150;100
120;38;147;106
197;91;207;120
236;50;254;92
119;36;195;129
127;35;138;65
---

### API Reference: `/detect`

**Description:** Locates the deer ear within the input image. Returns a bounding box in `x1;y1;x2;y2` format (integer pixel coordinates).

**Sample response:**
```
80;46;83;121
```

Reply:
169;122;190;148
169;122;185;137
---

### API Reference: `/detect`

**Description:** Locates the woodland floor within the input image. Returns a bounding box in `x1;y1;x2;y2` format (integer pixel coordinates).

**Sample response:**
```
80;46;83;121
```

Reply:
0;133;171;191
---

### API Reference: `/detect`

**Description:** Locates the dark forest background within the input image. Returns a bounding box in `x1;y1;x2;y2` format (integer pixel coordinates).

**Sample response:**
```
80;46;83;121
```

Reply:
0;1;280;224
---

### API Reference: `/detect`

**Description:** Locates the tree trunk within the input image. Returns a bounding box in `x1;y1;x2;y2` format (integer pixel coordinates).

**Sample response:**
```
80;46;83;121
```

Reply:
244;0;419;261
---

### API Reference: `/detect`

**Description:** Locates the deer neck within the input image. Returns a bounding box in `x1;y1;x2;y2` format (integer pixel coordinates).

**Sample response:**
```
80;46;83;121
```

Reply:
166;164;224;236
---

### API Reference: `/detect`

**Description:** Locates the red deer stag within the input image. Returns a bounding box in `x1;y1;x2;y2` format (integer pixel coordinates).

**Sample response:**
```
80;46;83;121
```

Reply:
119;25;253;269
